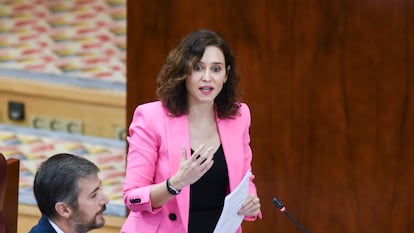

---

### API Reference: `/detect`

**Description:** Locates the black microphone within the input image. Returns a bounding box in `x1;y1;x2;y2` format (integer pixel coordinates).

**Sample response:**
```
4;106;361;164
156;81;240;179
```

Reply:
272;197;312;233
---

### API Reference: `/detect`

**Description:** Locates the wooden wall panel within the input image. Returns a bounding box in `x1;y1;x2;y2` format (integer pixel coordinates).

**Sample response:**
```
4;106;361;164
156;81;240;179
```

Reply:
127;0;414;232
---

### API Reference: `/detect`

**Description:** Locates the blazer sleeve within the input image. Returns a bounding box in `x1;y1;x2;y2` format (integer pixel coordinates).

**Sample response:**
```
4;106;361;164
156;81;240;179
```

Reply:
123;104;162;213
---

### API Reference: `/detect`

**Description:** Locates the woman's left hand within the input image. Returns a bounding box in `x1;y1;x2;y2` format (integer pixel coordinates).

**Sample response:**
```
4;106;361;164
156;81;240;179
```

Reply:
238;194;261;217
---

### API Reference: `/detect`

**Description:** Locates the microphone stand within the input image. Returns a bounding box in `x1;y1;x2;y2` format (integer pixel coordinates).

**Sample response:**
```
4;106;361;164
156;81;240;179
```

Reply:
272;197;312;233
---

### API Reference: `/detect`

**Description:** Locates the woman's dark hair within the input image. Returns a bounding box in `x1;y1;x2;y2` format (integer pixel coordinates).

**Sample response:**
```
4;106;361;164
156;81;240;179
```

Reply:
156;29;241;118
33;153;99;218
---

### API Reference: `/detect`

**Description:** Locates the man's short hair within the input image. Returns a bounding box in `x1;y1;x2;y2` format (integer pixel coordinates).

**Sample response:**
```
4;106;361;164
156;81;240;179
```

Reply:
33;153;100;218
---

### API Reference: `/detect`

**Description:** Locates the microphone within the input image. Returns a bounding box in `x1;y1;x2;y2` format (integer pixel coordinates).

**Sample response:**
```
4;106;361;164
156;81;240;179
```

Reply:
272;197;312;233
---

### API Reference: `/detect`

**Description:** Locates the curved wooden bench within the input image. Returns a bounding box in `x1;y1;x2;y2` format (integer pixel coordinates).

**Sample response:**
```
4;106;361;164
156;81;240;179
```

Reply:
0;153;19;233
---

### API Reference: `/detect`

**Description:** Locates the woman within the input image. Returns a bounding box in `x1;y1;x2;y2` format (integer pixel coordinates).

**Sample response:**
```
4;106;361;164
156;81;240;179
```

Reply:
122;29;261;233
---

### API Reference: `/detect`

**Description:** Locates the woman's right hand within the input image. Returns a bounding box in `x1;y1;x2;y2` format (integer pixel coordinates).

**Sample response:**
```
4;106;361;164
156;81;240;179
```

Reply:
169;144;215;190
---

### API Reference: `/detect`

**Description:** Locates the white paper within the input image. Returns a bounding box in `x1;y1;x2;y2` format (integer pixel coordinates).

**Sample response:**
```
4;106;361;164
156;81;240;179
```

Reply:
213;170;252;233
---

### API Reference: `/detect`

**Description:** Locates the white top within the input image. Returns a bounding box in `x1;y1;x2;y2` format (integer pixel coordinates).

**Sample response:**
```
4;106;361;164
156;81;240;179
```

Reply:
48;218;65;233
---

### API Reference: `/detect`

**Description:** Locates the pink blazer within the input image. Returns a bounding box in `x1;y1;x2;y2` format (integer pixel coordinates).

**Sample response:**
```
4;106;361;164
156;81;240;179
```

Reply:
121;101;261;233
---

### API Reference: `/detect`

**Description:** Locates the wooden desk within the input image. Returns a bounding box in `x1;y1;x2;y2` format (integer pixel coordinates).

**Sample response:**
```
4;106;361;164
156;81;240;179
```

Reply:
0;76;125;140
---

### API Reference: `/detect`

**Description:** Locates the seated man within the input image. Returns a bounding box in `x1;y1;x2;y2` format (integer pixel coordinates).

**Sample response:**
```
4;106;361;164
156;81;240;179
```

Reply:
29;153;109;233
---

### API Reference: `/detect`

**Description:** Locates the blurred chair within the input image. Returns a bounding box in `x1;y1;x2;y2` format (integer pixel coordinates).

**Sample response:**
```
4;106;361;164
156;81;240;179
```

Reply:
0;153;19;233
0;154;5;233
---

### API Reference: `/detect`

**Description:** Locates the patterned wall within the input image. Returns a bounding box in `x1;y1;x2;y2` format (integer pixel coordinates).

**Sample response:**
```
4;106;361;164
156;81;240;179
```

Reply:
0;0;126;84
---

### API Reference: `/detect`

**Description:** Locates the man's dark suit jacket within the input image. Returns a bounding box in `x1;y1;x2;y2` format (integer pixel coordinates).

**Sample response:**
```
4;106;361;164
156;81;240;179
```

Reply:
29;215;57;233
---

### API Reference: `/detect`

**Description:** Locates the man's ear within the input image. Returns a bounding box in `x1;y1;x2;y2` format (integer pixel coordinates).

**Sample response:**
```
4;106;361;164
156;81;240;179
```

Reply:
55;202;72;218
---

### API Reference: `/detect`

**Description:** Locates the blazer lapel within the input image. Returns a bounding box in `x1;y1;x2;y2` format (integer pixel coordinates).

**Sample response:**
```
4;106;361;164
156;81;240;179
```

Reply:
216;117;245;191
165;114;191;230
